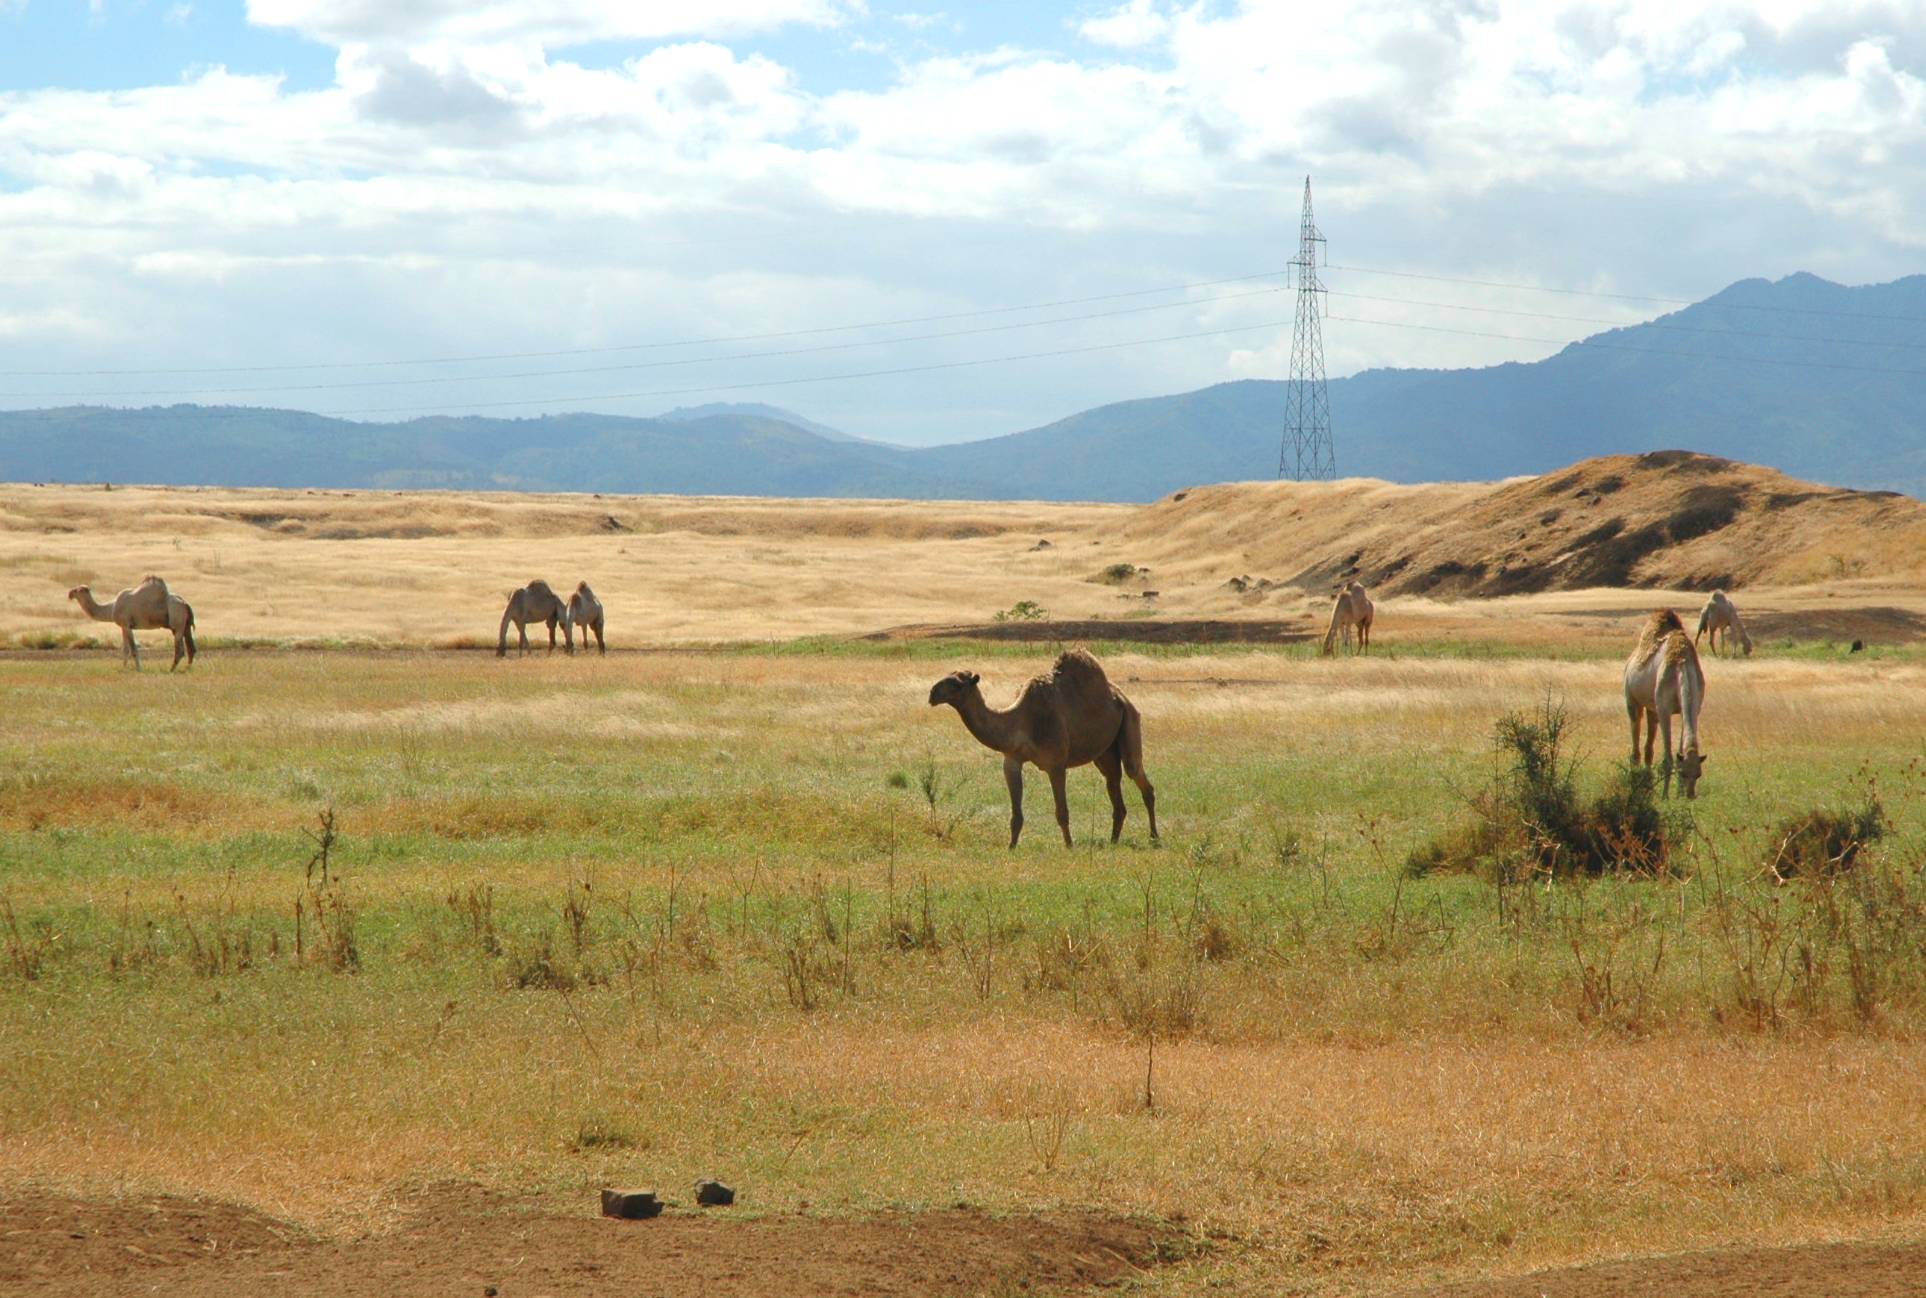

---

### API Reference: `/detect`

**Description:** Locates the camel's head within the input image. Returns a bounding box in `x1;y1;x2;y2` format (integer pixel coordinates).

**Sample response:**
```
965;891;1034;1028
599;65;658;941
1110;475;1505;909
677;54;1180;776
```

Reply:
1675;748;1707;800
66;586;86;604
928;670;980;708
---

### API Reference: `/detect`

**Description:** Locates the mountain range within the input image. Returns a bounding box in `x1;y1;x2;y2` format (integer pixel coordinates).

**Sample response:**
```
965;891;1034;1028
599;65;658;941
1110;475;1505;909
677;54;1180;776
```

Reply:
3;272;1923;500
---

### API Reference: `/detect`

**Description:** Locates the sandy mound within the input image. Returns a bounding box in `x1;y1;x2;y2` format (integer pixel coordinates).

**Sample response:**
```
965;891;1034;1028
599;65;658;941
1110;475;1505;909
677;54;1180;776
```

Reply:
1124;451;1926;596
0;1190;1175;1298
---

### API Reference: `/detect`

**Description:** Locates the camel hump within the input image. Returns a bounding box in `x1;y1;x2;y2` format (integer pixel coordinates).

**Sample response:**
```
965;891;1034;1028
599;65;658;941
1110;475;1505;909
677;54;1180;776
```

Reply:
525;578;555;597
576;581;592;594
1051;647;1107;682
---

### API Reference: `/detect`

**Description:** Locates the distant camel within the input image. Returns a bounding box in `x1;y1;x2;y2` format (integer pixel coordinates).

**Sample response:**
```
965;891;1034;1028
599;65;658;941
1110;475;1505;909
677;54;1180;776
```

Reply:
1694;590;1752;657
68;575;196;671
497;580;573;657
928;648;1157;848
1320;581;1374;656
1624;609;1707;799
568;582;606;655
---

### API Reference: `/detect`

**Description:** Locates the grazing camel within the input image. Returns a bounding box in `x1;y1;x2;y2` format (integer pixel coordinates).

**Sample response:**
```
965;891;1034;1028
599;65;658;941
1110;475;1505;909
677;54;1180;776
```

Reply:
1320;581;1374;656
1623;609;1707;799
928;648;1157;849
496;579;573;657
1694;590;1752;658
568;582;606;655
67;575;196;671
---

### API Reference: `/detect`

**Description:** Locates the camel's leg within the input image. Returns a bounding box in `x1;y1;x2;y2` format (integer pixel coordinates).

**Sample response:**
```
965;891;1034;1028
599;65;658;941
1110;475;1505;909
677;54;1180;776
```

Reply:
123;624;140;671
518;621;530;657
545;617;557;655
1119;705;1158;839
1642;712;1659;767
1003;756;1024;850
1096;749;1127;843
182;618;196;667
1627;700;1643;764
171;629;185;672
1658;713;1675;798
497;608;512;658
593;619;605;654
1047;767;1072;848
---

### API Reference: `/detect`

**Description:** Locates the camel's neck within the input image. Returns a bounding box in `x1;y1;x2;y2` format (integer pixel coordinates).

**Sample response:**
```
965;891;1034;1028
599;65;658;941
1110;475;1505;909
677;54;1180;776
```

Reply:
73;591;113;622
951;690;1020;753
1677;655;1703;753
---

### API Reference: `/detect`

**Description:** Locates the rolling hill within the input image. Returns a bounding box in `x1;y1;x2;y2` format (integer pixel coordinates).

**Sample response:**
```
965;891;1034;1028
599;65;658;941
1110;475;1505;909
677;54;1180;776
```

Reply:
2;272;1924;499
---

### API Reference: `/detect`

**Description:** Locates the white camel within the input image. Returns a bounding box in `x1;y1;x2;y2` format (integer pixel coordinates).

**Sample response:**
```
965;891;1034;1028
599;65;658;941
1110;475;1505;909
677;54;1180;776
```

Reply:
1694;590;1752;658
568;582;605;655
1623;609;1707;799
67;575;197;671
497;580;573;657
1320;581;1374;656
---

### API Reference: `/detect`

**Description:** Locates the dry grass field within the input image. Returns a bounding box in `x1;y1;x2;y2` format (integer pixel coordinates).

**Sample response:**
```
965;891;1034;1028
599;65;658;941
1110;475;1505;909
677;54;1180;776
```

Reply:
4;467;1926;1296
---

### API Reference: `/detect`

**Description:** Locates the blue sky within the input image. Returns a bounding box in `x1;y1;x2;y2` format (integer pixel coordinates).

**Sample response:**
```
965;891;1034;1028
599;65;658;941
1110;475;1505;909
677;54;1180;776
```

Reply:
0;2;1922;444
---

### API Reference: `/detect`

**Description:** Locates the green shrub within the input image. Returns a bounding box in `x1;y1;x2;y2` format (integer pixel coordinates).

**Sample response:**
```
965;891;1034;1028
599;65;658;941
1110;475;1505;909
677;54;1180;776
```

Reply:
1407;699;1684;880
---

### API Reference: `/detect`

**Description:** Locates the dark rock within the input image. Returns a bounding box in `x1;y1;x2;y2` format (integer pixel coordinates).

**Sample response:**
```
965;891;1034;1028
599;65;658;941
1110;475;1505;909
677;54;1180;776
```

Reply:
1851;639;1866;653
694;1179;736;1207
601;1188;663;1219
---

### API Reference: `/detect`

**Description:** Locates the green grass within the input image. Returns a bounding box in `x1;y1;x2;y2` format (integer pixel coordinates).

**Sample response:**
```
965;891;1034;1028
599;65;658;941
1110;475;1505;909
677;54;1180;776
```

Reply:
4;646;1926;1290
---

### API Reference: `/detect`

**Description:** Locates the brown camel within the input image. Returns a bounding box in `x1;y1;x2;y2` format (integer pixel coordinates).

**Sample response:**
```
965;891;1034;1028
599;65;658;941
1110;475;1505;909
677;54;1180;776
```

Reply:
1320;581;1374;656
568;582;605;655
497;580;573;657
1623;609;1707;799
928;648;1156;848
68;575;196;671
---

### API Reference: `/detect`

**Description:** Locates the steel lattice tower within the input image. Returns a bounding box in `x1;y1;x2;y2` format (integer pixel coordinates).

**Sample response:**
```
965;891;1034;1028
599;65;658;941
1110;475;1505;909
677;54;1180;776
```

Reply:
1279;176;1334;480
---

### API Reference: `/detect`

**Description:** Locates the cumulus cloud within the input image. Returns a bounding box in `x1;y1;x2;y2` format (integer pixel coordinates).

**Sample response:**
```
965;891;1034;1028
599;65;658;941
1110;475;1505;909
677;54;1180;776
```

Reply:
0;0;1922;442
244;0;860;47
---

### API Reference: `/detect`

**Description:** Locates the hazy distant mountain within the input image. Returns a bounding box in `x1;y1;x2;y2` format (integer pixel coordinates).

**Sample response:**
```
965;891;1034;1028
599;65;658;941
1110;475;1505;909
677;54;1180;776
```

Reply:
655;402;874;444
3;272;1923;500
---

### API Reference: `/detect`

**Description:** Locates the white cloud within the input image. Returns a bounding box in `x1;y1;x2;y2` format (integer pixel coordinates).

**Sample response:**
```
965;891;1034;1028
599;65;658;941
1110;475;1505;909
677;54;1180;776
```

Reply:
0;1;1922;443
244;0;860;47
1079;0;1169;49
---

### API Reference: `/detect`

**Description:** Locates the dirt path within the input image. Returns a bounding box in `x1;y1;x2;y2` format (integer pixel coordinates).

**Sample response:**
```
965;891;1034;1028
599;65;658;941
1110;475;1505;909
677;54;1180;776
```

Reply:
0;1191;1173;1298
1400;1238;1926;1297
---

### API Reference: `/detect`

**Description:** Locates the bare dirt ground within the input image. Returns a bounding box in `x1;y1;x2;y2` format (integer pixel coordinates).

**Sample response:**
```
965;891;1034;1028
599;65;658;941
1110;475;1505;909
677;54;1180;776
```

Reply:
1400;1239;1926;1297
0;1190;1174;1298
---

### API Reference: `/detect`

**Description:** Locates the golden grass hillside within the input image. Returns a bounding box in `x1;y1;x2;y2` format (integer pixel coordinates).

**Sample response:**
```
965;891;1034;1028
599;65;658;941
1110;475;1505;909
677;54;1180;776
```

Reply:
1123;450;1926;597
2;450;1922;651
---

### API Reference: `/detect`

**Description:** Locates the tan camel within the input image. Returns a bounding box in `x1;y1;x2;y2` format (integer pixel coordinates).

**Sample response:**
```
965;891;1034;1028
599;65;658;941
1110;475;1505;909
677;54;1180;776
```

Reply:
68;575;196;671
1320;581;1374;656
497;579;573;657
1694;590;1752;658
928;648;1157;848
568;582;605;655
1623;609;1707;799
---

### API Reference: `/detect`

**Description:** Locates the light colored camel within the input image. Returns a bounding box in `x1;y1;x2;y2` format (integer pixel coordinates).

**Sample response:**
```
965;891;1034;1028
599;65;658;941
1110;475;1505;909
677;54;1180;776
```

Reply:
1320;581;1374;656
497;579;573;657
1623;609;1707;799
1694;590;1752;657
568;582;605;655
67;575;196;671
928;648;1157;848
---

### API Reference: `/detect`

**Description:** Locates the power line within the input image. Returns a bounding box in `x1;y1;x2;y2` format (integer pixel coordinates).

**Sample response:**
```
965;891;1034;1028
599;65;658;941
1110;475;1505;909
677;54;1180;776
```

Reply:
4;285;1289;401
0;269;1290;378
1329;262;1926;324
320;319;1294;417
1330;291;1926;351
1328;311;1926;378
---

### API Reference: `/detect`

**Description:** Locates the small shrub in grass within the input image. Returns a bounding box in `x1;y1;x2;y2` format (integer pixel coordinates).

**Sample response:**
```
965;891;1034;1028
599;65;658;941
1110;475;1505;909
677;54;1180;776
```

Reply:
509;931;577;991
568;1114;640;1153
1406;699;1684;880
1766;796;1886;879
992;599;1048;622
